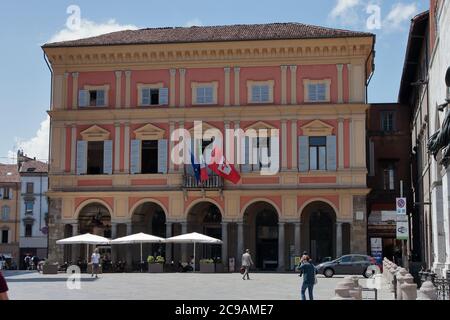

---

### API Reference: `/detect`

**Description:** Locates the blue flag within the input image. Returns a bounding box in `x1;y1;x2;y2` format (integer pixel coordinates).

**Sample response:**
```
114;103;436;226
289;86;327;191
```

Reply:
190;151;201;183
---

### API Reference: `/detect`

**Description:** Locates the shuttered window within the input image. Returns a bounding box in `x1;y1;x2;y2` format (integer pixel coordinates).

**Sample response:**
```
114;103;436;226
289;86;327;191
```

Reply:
298;135;336;172
140;88;169;106
196;86;214;104
251;85;270;103
308;83;327;102
79;90;107;107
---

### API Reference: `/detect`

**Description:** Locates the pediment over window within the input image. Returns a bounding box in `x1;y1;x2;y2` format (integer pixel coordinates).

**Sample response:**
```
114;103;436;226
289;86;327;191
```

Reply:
189;122;221;136
81;125;111;141
301;120;334;136
134;124;165;140
244;121;278;137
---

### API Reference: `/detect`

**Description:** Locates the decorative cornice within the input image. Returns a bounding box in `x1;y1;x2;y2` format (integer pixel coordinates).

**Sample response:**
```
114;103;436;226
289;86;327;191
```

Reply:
45;38;373;69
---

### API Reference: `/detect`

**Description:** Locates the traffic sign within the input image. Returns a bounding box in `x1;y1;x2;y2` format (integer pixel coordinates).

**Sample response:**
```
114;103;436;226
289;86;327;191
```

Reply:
396;215;409;240
396;197;407;215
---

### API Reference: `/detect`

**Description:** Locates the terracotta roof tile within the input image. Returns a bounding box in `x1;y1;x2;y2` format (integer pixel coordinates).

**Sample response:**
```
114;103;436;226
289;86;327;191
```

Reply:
43;22;374;48
0;164;20;183
19;160;48;174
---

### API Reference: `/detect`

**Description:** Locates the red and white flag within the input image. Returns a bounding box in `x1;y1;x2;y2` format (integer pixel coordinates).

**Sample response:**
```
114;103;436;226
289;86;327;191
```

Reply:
208;147;241;184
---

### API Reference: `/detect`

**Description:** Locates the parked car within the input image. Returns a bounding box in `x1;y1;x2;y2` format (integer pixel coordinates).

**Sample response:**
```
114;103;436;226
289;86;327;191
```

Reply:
315;254;377;278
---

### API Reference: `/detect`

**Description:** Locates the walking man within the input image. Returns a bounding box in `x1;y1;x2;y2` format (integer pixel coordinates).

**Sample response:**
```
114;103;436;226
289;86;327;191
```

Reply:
91;249;101;278
298;255;317;300
241;249;254;280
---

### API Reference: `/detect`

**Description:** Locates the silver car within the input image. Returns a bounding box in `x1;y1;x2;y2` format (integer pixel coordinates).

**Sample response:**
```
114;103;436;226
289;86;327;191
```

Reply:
315;254;376;278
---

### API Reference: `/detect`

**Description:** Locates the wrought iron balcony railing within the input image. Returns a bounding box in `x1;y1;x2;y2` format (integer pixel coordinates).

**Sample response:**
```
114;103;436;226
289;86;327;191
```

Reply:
182;174;223;189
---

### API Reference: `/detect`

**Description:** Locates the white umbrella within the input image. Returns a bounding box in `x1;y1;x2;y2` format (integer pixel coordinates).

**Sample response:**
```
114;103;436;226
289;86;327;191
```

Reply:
56;233;110;262
111;233;165;267
165;232;222;272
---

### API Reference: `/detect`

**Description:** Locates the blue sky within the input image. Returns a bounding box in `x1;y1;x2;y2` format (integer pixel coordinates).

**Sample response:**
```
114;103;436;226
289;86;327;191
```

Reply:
0;0;427;163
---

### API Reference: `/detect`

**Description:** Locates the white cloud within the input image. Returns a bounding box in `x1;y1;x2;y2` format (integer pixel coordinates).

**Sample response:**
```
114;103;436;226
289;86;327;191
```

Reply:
330;0;361;18
8;117;50;163
184;18;204;27
48;18;138;43
384;3;418;30
329;0;364;27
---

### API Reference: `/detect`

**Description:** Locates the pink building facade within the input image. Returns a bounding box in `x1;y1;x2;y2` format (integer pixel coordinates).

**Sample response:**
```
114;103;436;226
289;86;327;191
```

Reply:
43;23;375;271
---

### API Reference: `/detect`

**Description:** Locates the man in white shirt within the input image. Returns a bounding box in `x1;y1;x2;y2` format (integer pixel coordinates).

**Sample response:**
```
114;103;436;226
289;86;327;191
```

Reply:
241;249;254;280
91;249;101;278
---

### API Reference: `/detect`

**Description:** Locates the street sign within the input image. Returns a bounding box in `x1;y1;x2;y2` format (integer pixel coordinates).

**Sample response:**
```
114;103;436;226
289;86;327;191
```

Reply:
396;215;409;240
396;197;407;215
370;238;383;260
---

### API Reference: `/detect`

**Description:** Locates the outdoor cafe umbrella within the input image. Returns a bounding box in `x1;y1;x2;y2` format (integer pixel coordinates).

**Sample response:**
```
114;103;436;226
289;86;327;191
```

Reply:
56;233;111;263
110;233;165;268
165;232;222;272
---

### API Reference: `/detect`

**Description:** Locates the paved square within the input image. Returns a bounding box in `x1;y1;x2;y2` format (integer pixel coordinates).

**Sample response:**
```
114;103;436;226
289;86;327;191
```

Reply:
3;271;394;300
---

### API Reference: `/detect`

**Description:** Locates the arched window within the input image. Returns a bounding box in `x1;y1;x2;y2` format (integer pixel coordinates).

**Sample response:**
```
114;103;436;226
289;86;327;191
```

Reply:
1;206;10;221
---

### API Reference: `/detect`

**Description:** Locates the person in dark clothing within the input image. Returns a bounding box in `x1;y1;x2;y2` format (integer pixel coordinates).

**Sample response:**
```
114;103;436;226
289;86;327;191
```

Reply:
0;271;9;300
32;256;39;270
298;256;317;300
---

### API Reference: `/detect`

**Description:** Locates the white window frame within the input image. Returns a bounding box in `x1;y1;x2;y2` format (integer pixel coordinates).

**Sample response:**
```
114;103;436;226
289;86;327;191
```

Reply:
303;79;331;103
247;80;274;104
191;82;218;105
79;85;110;108
137;83;166;106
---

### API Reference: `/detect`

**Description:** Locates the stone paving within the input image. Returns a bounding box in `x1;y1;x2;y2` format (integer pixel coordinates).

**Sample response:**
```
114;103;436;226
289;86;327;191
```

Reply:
3;271;394;300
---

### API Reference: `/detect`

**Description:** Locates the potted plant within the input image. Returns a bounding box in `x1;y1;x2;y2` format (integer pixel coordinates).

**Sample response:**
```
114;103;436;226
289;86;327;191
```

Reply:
214;258;224;273
42;260;59;275
148;255;164;273
199;259;215;273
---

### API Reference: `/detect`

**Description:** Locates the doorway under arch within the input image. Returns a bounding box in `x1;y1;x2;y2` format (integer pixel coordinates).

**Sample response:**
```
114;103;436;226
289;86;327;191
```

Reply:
131;202;167;265
301;201;337;263
243;201;279;270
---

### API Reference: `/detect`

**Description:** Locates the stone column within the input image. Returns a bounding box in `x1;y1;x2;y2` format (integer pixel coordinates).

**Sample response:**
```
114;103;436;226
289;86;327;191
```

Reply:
234;67;240;106
178;121;185;173
294;222;301;255
291;119;298;171
442;167;450;274
281;120;287;171
234;121;241;171
70;124;77;174
224;67;231;106
431;182;446;274
71;223;78;264
126;222;133;270
169;122;175;173
338;118;344;169
221;222;228;271
114;122;121;174
115;71;122;108
181;222;188;262
71;72;79;109
179;68;186;107
111;222;118;263
125;71;131;108
63;72;69;109
336;222;343;258
124;123;130;174
278;222;285;271
337;64;344;103
165;221;172;263
280;65;287;105
169;69;176;107
289;65;297;105
237;221;244;266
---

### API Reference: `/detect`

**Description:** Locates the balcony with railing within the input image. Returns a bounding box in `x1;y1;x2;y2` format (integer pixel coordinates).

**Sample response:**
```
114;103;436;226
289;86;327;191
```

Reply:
182;174;223;189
